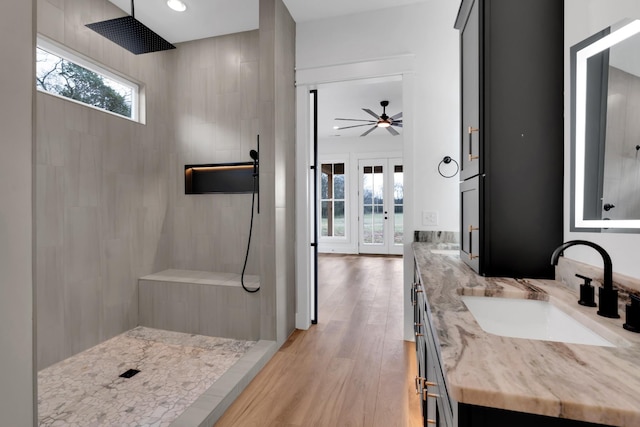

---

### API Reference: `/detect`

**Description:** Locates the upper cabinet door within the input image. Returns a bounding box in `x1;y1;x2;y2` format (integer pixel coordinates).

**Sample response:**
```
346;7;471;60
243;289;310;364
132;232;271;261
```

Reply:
460;0;480;181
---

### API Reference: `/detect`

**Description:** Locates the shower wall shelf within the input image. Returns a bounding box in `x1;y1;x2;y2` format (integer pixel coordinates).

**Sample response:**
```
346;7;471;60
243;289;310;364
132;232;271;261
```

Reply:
184;162;256;194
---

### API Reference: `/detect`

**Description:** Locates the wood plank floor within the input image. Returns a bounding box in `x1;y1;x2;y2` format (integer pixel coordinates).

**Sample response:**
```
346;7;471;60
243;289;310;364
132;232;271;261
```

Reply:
214;254;422;427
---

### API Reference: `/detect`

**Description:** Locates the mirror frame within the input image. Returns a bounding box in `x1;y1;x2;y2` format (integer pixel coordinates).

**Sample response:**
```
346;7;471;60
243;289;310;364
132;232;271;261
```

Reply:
572;19;640;231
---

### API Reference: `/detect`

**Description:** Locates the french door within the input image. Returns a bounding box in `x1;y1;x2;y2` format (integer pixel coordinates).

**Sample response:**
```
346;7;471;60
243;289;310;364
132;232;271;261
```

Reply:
358;158;404;255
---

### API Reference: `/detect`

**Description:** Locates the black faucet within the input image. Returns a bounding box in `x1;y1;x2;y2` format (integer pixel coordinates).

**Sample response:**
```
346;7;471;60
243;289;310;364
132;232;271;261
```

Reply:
550;240;619;318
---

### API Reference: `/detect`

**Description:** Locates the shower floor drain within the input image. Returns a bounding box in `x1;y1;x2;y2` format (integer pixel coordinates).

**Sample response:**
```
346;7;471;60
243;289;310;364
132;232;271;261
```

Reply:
119;369;140;379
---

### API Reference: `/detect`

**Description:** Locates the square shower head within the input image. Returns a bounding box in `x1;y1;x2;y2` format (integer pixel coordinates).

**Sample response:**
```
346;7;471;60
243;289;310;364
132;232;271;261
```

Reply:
86;15;176;55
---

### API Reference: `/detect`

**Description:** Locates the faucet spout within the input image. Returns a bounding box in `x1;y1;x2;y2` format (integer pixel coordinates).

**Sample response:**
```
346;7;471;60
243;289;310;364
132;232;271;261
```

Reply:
550;240;619;318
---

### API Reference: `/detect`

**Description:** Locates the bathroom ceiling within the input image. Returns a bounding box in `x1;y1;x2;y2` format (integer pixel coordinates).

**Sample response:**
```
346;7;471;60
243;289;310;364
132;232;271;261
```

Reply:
107;0;428;43
106;0;411;139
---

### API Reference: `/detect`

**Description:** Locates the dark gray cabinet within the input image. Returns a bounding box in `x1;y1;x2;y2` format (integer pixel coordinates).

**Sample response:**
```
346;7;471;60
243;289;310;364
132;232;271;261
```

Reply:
412;264;455;427
413;255;612;427
455;0;564;278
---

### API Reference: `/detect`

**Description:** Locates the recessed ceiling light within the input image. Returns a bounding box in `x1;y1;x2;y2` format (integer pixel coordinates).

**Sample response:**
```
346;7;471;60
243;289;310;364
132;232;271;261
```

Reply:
167;0;187;12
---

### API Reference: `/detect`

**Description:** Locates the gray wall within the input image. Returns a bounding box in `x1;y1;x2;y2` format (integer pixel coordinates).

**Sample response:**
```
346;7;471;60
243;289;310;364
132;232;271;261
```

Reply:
36;0;293;369
0;1;35;424
258;0;296;343
36;0;175;369
171;31;261;274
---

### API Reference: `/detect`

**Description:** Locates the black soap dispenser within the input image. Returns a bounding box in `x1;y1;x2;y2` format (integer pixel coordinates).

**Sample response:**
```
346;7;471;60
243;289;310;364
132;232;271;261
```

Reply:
576;274;596;307
623;294;640;333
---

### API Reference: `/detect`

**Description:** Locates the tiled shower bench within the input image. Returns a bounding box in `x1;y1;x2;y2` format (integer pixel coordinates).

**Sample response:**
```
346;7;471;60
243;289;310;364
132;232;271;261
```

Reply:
139;269;261;341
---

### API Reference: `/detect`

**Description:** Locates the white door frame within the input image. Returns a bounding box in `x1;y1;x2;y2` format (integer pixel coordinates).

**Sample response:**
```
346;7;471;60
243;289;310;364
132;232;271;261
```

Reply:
295;55;416;330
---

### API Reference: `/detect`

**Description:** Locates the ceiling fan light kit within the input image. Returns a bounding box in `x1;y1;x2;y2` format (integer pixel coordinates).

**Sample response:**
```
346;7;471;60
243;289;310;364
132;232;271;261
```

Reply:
334;100;403;136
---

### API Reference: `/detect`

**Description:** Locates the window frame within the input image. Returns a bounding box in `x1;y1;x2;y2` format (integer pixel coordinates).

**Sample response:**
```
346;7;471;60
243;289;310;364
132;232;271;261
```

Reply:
319;159;349;241
36;35;142;122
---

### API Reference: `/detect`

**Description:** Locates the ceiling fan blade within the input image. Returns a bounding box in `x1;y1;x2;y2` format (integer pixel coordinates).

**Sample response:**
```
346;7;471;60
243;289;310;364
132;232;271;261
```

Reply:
335;118;377;123
391;112;403;120
392;122;403;128
360;126;378;137
336;123;376;130
386;126;400;136
362;108;381;119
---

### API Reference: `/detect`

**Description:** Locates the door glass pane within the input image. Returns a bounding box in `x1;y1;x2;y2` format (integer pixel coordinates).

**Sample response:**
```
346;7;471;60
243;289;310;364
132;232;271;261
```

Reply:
334;201;345;237
394;205;403;244
363;164;384;245
362;205;373;243
374;208;384;244
394;164;404;244
320;162;346;238
321;201;331;237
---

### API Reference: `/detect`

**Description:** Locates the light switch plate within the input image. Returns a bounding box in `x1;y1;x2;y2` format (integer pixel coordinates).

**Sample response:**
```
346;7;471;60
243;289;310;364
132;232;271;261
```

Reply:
422;211;438;226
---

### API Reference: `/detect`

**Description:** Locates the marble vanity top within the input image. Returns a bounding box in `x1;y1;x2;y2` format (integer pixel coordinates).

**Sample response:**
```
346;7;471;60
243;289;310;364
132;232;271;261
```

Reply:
413;243;640;426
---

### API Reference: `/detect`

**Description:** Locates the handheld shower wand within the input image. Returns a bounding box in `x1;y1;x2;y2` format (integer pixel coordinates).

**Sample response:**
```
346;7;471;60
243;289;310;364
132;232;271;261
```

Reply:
250;149;258;176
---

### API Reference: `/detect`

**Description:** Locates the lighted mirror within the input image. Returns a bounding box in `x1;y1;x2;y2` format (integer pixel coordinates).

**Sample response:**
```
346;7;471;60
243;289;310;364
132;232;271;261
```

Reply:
572;19;640;231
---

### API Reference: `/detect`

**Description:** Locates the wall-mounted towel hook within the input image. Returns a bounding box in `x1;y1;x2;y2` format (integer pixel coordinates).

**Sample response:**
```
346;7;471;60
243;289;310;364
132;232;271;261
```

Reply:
438;156;459;178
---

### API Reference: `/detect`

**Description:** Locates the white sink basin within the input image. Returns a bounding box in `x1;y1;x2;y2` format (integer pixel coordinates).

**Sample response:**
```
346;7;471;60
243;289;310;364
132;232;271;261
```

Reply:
461;296;616;347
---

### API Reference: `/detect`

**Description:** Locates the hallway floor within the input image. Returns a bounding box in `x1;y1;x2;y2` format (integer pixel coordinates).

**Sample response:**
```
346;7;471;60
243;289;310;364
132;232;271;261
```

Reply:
38;327;255;426
214;254;422;427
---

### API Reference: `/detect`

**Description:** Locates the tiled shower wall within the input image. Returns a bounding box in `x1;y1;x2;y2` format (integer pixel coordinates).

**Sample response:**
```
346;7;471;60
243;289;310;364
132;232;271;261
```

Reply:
36;0;175;369
170;31;261;274
36;0;263;368
257;0;296;342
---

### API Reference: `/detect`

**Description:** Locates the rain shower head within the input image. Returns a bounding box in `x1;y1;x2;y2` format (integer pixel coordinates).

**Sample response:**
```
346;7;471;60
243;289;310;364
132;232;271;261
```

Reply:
86;0;176;55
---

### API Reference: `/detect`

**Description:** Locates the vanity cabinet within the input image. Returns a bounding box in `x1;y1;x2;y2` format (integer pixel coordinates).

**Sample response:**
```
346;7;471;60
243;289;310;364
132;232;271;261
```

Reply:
413;254;614;427
455;0;564;278
413;263;456;427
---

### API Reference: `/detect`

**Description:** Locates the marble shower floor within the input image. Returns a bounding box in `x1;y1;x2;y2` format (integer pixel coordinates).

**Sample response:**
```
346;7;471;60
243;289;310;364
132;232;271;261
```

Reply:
38;327;256;427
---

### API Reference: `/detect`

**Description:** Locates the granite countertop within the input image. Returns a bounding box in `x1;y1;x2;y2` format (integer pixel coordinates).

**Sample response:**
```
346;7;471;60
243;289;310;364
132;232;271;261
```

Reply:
413;242;640;427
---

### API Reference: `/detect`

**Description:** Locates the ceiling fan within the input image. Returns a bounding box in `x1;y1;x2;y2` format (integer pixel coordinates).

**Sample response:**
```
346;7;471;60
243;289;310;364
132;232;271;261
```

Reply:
335;100;403;136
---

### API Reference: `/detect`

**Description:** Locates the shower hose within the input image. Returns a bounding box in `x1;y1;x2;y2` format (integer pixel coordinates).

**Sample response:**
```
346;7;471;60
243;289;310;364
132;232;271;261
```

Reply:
241;173;259;293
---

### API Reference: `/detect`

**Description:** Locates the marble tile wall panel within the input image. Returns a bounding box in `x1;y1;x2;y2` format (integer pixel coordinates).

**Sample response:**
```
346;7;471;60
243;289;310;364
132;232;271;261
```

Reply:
258;0;296;343
170;30;261;277
36;0;174;369
36;0;285;369
556;256;640;303
413;230;460;244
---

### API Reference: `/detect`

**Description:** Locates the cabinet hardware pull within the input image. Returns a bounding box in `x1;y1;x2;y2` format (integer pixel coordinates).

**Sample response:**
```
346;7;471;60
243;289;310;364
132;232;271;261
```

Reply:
427;419;436;425
415;376;424;394
468;224;478;258
468;126;479;162
415;331;423;337
415;288;423;293
425;381;437;387
424;389;440;400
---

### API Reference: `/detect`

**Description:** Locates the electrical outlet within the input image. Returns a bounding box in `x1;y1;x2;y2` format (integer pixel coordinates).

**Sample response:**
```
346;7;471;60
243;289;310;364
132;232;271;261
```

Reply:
422;211;439;226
